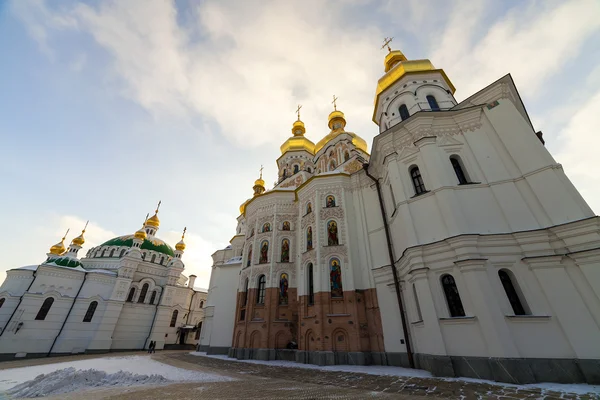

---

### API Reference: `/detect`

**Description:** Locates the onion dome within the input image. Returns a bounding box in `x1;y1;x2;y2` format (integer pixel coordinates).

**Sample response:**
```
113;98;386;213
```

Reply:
175;227;187;251
146;201;161;228
280;118;316;155
71;221;88;247
134;226;147;240
49;229;69;255
253;167;266;196
384;50;408;72
314;109;369;155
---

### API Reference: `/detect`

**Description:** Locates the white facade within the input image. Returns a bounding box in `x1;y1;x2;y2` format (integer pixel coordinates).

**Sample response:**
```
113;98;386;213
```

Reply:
0;211;207;360
200;50;600;384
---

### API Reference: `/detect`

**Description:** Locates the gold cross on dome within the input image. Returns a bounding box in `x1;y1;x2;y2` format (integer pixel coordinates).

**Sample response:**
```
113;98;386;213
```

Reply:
381;37;393;53
295;104;302;120
332;95;338;111
182;227;187;239
259;165;264;179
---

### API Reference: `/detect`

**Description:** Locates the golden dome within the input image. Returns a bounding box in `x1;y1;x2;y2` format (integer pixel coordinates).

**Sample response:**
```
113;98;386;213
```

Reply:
313;110;368;155
254;177;265;187
175;227;186;251
280;119;315;155
49;230;69;255
71;221;88;247
384;50;408;72
134;227;147;240
328;110;346;130
145;201;161;227
239;199;249;215
373;49;455;123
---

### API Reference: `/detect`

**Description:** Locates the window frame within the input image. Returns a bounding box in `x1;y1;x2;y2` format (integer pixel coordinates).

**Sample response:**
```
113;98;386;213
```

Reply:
35;297;55;321
427;95;440;111
410;166;427;195
170;309;179;327
450;156;469;185
440;274;466;317
83;301;98;322
498;269;529;316
256;275;266;305
399;104;410;121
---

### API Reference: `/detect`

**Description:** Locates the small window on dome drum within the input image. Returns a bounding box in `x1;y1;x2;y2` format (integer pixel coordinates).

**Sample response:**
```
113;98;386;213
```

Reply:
427;95;440;111
399;104;410;121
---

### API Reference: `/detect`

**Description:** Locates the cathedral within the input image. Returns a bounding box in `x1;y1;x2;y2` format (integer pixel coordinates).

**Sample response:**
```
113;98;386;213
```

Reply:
199;46;600;385
0;204;206;360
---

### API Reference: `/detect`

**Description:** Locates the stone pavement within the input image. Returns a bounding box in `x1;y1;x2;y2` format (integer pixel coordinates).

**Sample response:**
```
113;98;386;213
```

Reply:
159;352;599;400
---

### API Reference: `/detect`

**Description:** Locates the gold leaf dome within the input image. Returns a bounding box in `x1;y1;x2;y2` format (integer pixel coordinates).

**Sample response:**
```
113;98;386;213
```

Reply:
146;212;160;227
175;227;186;251
71;234;85;247
313;110;368;155
134;227;147;240
49;232;68;255
280;119;315;155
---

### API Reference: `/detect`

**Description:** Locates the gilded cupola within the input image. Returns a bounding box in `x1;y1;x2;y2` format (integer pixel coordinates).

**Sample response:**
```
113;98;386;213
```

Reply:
49;229;69;255
280;105;316;155
146;201;161;228
175;227;187;251
71;221;88;247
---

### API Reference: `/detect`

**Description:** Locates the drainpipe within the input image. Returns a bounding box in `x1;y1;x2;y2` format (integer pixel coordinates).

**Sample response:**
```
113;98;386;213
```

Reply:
363;163;415;369
47;271;88;356
0;269;38;337
143;288;164;350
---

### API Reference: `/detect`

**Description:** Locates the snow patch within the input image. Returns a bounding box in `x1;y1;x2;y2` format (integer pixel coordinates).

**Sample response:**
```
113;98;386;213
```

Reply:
0;355;232;394
6;367;172;398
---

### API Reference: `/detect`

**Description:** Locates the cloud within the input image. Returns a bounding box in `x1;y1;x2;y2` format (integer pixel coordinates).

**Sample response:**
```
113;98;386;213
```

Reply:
554;88;600;214
14;0;384;149
431;0;600;100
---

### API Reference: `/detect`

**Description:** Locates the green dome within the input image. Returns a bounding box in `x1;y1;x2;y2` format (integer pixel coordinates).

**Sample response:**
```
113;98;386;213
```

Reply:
44;256;83;268
100;235;175;257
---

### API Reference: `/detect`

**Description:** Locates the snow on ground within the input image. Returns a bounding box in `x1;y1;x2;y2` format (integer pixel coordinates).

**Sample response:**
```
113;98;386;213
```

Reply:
189;351;431;378
190;352;600;396
0;355;232;397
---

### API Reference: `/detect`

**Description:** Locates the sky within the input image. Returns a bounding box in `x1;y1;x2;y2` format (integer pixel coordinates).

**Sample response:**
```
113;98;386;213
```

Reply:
0;0;599;288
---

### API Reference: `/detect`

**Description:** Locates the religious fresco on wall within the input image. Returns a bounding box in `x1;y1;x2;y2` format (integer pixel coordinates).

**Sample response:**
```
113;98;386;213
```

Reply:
279;273;289;305
282;221;290;231
259;241;269;263
306;202;312;214
326;195;336;208
247;245;252;267
328;220;339;246
307;227;313;250
263;222;271;232
281;239;290;262
330;258;343;298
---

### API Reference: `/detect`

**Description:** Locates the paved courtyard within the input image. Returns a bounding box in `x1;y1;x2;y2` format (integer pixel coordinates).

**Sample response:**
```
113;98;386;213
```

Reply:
0;351;598;399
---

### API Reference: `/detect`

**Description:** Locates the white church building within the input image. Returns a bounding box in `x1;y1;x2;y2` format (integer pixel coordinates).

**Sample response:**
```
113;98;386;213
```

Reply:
0;205;206;360
199;47;600;384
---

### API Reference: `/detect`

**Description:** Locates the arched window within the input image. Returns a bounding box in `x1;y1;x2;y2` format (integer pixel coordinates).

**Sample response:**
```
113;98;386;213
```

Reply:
326;195;336;207
327;220;339;246
498;270;528;316
450;156;468;185
257;275;266;304
306;202;312;214
306;227;313;250
427;95;440;111
247;245;252;267
441;274;465;317
307;263;314;305
150;254;156;263
330;258;343;298
160;256;165;265
138;283;149;303
344;151;350;162
281;239;290;262
293;164;299;174
126;287;135;302
200;301;204;308
149;290;157;305
263;222;271;232
119;249;126;258
141;252;146;260
35;297;54;320
170;309;178;327
109;249;115;257
259;240;269;263
83;301;98;322
307;167;312;173
279;273;289;305
412;284;423;321
282;168;287;178
0;298;5;309
101;249;106;257
410;166;426;195
243;278;249;306
399;104;410;121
